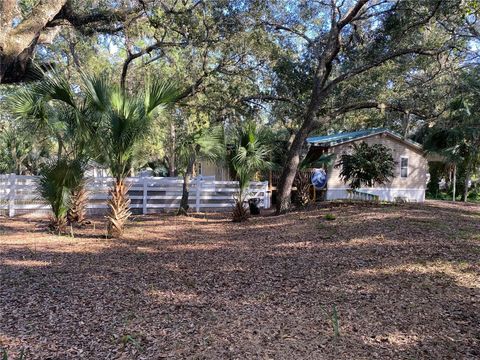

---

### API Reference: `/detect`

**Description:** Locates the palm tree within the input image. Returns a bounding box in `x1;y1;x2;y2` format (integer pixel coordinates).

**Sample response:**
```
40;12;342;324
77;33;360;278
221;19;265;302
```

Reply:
176;124;225;215
230;122;272;222
0;126;33;174
8;73;77;161
422;78;480;202
66;158;89;224
423;127;480;202
84;74;179;237
8;73;93;224
37;158;84;232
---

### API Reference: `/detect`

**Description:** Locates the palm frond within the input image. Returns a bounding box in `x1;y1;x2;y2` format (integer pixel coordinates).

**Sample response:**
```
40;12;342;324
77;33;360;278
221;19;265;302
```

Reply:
82;72;112;112
230;122;272;191
36;72;76;108
37;160;72;230
8;86;47;122
196;125;225;163
144;78;180;115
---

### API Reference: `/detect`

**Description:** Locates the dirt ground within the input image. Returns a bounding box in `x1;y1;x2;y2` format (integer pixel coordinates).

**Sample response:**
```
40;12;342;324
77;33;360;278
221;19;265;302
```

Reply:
0;201;479;359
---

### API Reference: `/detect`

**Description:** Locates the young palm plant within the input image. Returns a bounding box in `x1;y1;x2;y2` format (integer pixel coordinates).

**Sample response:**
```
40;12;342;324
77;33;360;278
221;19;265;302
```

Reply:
230;122;272;222
176;124;224;215
84;74;179;237
66;157;89;224
8;73;93;225
38;159;84;232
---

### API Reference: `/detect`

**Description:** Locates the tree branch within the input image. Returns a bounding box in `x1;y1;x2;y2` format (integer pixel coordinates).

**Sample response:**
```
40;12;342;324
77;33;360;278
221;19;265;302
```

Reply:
323;100;431;122
2;0;66;57
324;47;442;94
337;0;369;28
239;95;300;107
120;39;188;88
263;22;313;44
47;4;140;34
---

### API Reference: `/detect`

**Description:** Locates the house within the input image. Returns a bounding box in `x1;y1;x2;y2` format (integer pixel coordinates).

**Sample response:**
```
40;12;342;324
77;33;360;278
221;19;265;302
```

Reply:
306;128;429;202
195;160;231;181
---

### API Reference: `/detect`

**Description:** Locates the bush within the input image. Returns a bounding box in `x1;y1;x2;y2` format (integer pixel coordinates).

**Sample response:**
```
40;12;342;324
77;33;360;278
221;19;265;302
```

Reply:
335;142;395;189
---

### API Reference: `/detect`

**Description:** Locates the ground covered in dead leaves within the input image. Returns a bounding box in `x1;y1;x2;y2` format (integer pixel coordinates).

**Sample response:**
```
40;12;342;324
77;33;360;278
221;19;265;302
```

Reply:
1;201;479;359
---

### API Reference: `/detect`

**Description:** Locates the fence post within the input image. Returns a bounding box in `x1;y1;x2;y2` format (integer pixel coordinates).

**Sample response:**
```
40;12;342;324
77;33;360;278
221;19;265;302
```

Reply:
8;173;16;217
195;177;201;213
142;178;148;215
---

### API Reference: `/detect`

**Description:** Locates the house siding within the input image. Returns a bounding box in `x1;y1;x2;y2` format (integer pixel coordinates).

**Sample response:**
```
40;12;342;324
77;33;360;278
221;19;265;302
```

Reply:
325;133;428;202
198;160;231;181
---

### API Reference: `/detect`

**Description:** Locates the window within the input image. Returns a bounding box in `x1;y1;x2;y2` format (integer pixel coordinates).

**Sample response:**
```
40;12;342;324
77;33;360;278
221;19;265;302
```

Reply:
400;157;408;178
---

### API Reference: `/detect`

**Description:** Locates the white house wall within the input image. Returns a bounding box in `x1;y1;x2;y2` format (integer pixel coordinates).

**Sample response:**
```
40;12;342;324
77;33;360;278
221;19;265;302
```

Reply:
324;133;428;202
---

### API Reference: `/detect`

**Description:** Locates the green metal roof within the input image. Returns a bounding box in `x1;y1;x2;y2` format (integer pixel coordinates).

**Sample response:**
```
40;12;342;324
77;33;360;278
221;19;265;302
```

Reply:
306;128;387;145
306;128;423;151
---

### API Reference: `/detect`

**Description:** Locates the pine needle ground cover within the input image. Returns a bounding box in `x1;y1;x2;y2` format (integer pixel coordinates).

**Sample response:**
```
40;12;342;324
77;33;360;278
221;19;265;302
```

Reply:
0;201;479;359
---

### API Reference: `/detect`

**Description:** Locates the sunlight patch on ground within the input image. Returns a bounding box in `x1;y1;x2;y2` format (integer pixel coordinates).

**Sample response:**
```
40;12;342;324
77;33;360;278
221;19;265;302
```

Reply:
135;246;160;253
362;330;423;347
276;235;405;250
385;331;423;347
246;219;299;230
346;234;403;245
165;243;229;251
30;243;112;254
350;261;480;289
2;259;51;267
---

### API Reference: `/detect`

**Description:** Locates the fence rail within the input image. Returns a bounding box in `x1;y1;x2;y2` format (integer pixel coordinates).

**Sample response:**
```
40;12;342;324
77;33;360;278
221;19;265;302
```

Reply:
0;174;270;217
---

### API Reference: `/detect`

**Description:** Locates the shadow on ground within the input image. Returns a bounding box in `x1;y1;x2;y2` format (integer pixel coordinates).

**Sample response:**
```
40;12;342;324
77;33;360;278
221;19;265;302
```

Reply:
0;201;479;359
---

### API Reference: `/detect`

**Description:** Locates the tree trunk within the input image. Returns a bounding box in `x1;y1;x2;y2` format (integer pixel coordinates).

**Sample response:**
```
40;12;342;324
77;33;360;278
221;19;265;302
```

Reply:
107;179;131;238
275;118;315;214
452;164;456;202
68;182;88;225
178;156;196;215
11;146;20;174
16;160;22;175
463;167;470;202
56;136;63;161
169;121;177;176
167;159;176;177
0;0;66;84
273;25;334;214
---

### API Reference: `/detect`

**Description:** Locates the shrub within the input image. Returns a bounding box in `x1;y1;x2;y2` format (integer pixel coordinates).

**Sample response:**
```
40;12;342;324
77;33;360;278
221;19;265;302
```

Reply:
335;142;395;189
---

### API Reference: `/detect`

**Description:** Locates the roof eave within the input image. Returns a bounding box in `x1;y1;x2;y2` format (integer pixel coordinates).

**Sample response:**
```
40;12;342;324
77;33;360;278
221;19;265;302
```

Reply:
309;130;424;153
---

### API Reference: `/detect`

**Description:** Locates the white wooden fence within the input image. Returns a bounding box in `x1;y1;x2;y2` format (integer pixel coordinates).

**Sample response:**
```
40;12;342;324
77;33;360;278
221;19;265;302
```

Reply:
0;174;270;217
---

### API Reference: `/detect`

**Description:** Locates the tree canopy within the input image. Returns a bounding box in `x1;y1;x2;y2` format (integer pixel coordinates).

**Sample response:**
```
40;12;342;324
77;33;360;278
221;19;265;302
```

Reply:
1;0;480;208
